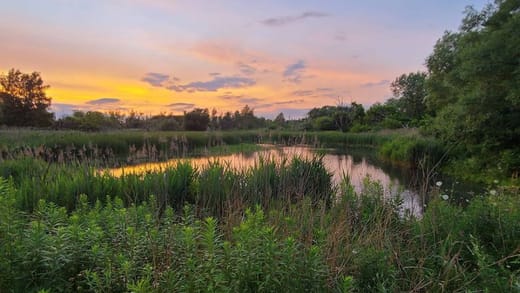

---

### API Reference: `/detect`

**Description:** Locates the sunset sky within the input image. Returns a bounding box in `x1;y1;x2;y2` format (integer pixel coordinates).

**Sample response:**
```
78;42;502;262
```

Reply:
0;0;487;119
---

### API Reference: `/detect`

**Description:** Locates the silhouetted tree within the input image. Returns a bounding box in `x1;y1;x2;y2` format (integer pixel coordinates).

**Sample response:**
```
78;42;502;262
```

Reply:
184;108;210;131
0;69;54;126
220;112;234;130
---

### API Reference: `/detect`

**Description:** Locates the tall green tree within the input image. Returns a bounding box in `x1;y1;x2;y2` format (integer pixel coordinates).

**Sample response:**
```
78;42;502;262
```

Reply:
391;72;427;122
0;69;54;126
425;0;520;174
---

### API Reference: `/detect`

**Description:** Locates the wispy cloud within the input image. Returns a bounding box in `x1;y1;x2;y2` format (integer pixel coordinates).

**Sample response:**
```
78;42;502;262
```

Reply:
283;60;306;83
190;41;277;74
167;76;256;92
86;98;121;105
261;11;329;26
272;99;304;106
334;31;347;41
237;62;257;76
168;102;195;111
316;87;334;92
239;97;263;104
255;99;305;109
291;90;314;97
141;72;170;87
217;93;263;105
219;93;243;100
360;79;390;88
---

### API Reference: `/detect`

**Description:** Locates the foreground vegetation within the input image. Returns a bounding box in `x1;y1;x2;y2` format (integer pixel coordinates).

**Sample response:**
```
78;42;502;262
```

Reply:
0;156;518;292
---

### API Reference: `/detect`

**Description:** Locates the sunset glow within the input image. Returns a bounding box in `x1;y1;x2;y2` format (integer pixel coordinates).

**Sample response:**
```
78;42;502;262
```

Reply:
0;0;487;118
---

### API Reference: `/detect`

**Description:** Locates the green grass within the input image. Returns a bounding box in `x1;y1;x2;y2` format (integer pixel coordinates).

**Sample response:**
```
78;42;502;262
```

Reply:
0;170;518;292
0;129;266;162
3;128;518;291
0;155;334;214
378;135;445;168
1;128;441;171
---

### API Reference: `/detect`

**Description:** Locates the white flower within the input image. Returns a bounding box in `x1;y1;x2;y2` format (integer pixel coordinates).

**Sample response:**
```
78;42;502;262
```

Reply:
489;189;497;196
352;249;358;255
441;194;449;200
493;180;499;184
436;181;443;187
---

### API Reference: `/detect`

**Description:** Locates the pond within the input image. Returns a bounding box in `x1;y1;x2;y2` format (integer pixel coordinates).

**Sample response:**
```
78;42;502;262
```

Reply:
109;144;435;215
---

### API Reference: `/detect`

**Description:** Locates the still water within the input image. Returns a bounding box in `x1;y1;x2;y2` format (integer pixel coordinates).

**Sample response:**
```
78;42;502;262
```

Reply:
109;145;426;214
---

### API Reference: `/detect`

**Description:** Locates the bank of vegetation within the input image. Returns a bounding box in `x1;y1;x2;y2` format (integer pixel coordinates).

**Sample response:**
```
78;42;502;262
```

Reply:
0;156;519;292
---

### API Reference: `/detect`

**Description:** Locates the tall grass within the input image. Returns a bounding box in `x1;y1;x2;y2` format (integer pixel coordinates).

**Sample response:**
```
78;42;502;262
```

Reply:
1;129;431;166
1;172;518;292
4;129;518;291
0;155;334;214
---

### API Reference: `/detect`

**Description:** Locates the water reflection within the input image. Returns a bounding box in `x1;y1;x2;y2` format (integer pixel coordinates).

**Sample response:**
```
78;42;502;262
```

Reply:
108;145;422;215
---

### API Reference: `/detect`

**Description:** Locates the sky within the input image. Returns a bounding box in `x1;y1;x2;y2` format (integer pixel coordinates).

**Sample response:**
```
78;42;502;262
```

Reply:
0;0;489;119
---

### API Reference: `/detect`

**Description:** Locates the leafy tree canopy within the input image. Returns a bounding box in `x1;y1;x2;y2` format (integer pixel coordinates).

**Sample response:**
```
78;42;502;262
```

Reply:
425;0;520;173
0;69;54;126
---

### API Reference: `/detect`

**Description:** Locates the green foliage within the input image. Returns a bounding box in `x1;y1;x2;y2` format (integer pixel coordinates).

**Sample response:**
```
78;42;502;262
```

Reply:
282;156;333;206
407;190;520;292
364;101;408;130
424;0;520;176
313;116;336;131
378;136;445;167
0;188;331;292
308;103;365;132
390;71;427;122
0;154;334;215
0;161;519;292
351;247;397;292
56;110;123;131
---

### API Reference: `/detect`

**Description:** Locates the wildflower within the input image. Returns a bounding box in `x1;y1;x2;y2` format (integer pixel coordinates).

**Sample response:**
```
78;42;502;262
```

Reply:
441;194;449;200
352;249;358;255
436;181;442;187
489;189;497;196
493;180;499;184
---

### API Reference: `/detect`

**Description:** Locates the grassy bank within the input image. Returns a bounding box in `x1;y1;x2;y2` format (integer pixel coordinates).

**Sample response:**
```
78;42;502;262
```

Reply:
0;156;333;213
0;128;435;164
0;156;518;292
0;129;265;163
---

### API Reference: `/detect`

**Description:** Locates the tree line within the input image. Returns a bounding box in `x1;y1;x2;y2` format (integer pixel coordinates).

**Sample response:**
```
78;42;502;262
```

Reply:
53;106;270;132
0;68;426;132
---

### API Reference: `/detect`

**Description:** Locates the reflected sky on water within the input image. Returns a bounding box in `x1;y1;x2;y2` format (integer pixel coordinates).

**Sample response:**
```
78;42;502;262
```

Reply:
108;145;423;215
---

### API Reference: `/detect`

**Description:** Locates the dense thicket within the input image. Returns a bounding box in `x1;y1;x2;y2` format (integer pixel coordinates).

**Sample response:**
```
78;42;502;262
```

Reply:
423;0;520;176
0;159;518;292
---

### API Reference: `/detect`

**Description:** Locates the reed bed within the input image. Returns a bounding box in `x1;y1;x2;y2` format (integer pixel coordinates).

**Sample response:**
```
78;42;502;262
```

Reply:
0;154;518;292
1;129;437;167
